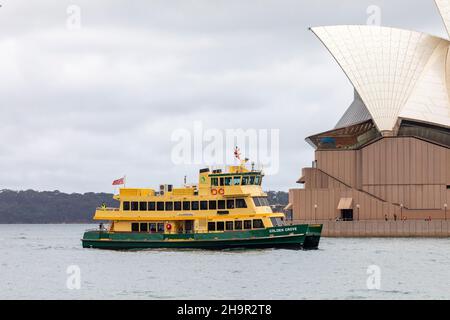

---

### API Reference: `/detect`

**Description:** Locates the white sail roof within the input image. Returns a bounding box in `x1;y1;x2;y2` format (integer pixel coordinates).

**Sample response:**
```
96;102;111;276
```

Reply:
311;25;450;132
435;0;450;38
335;90;372;129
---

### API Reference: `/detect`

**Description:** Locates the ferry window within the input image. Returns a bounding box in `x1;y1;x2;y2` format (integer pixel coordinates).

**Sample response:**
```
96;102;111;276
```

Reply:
253;197;269;207
242;176;249;185
165;202;173;211
253;219;264;229
174;201;182;211
226;221;234;231
236;199;247;208
157;202;164;211
270;217;285;227
208;222;216;231
244;220;252;229
234;220;243;230
140;223;148;232
157;223;165;233
233;176;241;185
255;176;261;185
183;201;190;210
149;223;157;233
200;201;208;210
219;177;225;186
211;178;218;186
209;200;217;210
226;199;235;209
148;202;156;211
217;221;225;231
123;201;130;211
191;201;199;210
131;223;139;232
249;176;255;185
218;200;226;209
224;177;232;186
139;202;147;211
131;201;139;211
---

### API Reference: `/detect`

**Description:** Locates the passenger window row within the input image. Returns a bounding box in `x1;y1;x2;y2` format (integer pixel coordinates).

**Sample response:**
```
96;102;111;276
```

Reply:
211;175;262;187
208;219;264;232
123;199;247;211
131;222;165;233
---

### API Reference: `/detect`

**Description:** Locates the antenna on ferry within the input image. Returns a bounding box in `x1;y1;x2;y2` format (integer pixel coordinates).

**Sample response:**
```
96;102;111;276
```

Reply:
184;175;187;185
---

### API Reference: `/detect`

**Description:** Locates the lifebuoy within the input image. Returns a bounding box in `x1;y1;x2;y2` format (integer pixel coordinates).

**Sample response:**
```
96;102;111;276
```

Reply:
218;188;225;195
166;223;172;230
211;189;218;195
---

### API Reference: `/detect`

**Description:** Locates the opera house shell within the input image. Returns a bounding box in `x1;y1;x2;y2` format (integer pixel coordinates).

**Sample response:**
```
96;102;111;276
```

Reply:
289;0;450;225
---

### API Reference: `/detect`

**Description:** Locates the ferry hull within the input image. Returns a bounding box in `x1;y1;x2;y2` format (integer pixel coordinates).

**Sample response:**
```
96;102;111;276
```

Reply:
81;224;322;251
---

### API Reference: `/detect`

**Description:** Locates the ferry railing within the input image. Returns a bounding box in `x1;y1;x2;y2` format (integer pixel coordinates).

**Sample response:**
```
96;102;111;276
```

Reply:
96;207;119;211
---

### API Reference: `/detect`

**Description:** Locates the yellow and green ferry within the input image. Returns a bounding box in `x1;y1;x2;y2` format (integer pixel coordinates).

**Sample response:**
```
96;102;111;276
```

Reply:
81;161;322;250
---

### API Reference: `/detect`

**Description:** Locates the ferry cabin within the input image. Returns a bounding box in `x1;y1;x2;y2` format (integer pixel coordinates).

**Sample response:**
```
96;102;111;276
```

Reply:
94;165;286;235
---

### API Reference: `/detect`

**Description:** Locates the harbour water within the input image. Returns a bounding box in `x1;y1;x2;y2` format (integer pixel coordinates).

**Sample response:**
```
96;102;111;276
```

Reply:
0;224;448;300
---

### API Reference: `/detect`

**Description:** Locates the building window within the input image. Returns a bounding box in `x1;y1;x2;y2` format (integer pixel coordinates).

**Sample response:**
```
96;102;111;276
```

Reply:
191;201;199;210
208;222;216;231
234;220;243;230
217;221;225;231
211;178;218;186
148;202;156;211
255;176;261;185
200;201;208;210
209;200;217;210
157;223;165;233
156;202;164;211
224;177;232;186
139;202;147;211
253;219;264;229
140;223;148;232
131;223;139;232
218;200;226;209
242;176;249;185
131;201;139;211
183;201;191;210
225;221;234;231
123;201;130;211
249;176;255;185
165;202;173;211
233;176;241;185
244;220;252;229
174;201;182;211
219;177;225;186
149;223;156;233
226;199;235;209
236;199;247;208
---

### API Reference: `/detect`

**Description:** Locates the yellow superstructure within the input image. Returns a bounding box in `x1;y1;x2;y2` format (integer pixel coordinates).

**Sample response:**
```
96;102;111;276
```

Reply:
94;161;285;234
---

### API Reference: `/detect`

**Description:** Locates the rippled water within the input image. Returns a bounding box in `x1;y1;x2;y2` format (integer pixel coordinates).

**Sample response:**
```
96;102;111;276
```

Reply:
0;224;449;300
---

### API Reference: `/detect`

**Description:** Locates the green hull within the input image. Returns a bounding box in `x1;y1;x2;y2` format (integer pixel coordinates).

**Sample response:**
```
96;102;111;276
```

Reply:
81;224;322;251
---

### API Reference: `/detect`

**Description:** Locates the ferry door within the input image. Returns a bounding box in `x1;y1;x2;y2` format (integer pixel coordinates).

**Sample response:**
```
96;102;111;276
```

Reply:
185;220;194;234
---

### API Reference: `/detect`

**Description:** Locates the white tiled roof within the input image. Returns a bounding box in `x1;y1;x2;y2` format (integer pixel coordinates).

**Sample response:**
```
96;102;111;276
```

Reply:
435;0;450;38
311;25;450;131
335;90;372;129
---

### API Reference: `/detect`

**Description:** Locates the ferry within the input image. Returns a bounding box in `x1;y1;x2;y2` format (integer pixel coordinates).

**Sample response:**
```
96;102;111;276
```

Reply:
81;159;322;250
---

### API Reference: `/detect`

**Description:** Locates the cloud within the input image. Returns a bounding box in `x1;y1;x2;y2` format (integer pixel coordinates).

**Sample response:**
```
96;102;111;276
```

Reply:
0;0;446;192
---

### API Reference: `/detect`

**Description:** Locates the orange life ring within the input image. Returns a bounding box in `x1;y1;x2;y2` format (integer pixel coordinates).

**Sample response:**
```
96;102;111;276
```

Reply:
218;188;225;195
211;189;218;195
166;223;172;230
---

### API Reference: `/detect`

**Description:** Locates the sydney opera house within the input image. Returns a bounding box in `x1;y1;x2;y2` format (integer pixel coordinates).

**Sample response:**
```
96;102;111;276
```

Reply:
289;0;450;224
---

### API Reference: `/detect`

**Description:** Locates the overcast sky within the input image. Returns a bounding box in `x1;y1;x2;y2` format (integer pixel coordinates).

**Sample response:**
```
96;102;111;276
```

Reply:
0;0;447;193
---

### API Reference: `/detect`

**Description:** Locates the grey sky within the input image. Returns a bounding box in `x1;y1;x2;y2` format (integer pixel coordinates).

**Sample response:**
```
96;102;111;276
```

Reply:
0;0;447;193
